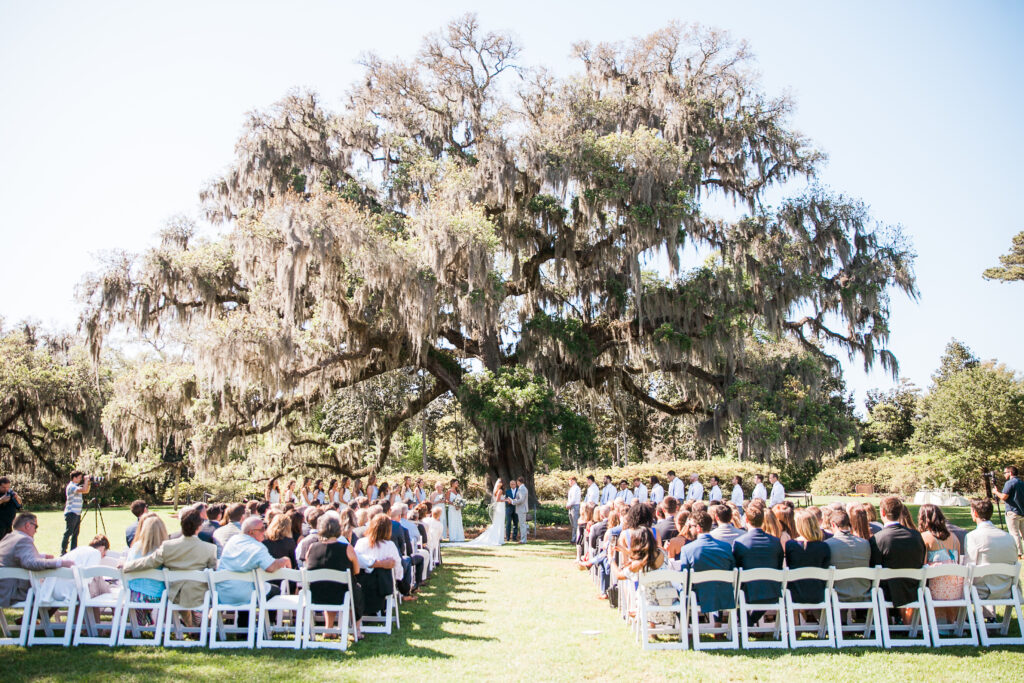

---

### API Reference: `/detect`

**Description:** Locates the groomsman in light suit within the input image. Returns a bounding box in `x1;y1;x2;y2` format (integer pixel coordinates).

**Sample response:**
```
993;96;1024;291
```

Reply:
633;477;648;503
585;476;600;506
649;476;665;504
667;471;686;500
566;477;581;543
513;478;529;543
600;476;617;505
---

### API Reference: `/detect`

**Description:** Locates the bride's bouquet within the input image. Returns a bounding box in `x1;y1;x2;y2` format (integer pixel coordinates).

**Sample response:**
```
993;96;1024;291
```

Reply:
450;494;466;510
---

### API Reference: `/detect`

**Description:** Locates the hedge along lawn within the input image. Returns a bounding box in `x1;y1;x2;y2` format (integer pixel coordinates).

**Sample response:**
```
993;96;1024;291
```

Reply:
3;539;1024;682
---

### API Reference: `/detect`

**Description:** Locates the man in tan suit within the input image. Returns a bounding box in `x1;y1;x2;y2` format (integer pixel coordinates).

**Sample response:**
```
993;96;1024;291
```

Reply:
0;513;74;606
122;507;216;608
965;498;1018;600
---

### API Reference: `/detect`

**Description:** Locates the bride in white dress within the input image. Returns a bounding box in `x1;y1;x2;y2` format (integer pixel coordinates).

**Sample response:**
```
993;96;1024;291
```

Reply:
467;480;506;547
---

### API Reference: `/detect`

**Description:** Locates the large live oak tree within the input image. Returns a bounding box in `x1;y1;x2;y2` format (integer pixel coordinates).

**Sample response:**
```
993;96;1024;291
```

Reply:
81;17;916;494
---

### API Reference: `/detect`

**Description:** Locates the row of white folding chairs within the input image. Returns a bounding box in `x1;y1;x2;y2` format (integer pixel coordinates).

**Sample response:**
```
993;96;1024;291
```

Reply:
624;563;1024;651
0;565;379;650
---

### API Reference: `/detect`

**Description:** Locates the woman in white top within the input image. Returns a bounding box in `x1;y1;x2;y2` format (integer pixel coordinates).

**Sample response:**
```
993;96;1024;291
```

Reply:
366;474;378;501
430;483;448;538
354;513;406;608
314;479;327;505
445;480;465;542
327;478;339;505
283;479;297;504
351;477;364;501
299;477;314;506
467;480;505;546
341;476;353;503
266;477;281;504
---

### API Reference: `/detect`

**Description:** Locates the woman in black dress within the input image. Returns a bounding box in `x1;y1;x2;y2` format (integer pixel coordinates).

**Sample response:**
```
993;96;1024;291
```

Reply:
305;514;363;631
785;509;832;606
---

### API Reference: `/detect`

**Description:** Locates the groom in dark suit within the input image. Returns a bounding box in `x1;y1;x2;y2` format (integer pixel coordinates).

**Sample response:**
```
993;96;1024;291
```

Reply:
505;479;519;542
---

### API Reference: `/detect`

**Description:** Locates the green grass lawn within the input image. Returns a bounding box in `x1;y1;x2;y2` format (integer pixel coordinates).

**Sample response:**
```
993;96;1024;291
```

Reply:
4;507;1024;681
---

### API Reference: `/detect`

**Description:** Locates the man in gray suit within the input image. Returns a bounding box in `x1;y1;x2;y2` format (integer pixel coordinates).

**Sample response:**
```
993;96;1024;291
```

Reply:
965;498;1018;600
0;513;74;606
709;504;744;546
824;509;872;601
514;477;529;543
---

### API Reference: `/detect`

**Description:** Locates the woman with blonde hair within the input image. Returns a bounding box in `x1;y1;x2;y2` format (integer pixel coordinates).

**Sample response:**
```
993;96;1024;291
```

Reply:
125;514;168;623
366;474;378;502
785;509;832;606
762;506;789;543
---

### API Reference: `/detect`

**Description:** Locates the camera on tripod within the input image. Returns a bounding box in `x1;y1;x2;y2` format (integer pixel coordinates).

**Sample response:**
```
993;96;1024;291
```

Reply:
982;471;997;499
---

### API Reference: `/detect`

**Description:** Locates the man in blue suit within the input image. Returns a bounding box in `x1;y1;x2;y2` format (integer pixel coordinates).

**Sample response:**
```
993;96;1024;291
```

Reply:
732;501;784;623
680;509;736;614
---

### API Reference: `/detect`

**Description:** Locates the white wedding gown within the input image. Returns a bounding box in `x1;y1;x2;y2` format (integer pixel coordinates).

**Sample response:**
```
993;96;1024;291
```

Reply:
467;500;505;546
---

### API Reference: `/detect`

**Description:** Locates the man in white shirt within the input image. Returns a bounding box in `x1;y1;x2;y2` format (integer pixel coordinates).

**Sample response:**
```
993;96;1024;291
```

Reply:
649;476;665;504
752;474;768;502
686;473;704;502
731;476;745;508
600;476;617;505
566;477;581;543
615;480;634;504
667;471;686;500
584;476;600;506
769;473;785;506
632;477;648;503
708;476;723;502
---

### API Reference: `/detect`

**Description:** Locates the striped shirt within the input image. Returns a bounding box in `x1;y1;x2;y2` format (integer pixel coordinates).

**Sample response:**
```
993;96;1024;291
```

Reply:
64;481;84;515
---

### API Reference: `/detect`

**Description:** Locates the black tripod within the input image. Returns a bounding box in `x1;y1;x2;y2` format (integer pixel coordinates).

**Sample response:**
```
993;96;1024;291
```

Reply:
79;497;108;537
983;472;1007;531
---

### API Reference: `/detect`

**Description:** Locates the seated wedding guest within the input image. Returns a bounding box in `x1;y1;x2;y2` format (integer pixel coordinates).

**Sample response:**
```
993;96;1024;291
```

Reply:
386;504;419;597
611;527;677;628
680;509;736;614
664;510;691;560
965;498;1017;601
588;506;609;557
263;513;297;589
125;499;148;547
733;503;784;621
214;503;246;548
0;513;74;607
123;507;217;616
762;505;790;544
710;503;744;546
305;514;363;633
773;504;798;543
423;505;444;566
824;509;872;602
201;504;225;544
354;513;403;611
897;503;918;531
287;509;304;541
806;506;831;539
869;497;926;613
295;508;325;568
216;517;291;627
577;502;597;560
124;514;168;622
862;503;883;533
655;497;680;543
918;504;963;621
785;509;831;605
848;505;873;540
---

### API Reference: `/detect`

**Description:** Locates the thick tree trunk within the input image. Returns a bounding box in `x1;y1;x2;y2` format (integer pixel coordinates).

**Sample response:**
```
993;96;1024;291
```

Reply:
482;430;538;508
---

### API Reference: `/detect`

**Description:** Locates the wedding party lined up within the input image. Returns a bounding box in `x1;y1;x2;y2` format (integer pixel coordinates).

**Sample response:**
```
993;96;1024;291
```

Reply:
571;477;1024;650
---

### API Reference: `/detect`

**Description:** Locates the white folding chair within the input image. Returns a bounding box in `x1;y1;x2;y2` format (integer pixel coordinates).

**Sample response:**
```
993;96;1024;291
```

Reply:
361;571;401;635
302;568;357;650
72;565;124;646
688;569;740;650
969;562;1024;646
117;569;167;646
784;567;835;648
831;566;883;648
27;568;78;647
208;570;257;649
161;569;210;648
256;568;304;649
0;567;34;646
876;567;931;648
923;564;977;647
636;569;687;650
737;568;788;649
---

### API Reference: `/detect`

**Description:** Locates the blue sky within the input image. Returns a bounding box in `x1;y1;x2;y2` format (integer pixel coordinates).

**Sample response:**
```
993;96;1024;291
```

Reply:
1;0;1021;411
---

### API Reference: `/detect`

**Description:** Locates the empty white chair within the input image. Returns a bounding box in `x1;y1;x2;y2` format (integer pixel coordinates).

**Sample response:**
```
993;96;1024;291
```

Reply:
830;566;883;648
117;569;167;646
969;562;1024;647
208;569;257;649
923;564;977;647
784;567;835;648
0;567;34;647
161;569;210;648
876;567;931;648
72;565;124;646
301;568;357;650
635;569;687;650
256;568;304;649
688;569;739;650
27;568;78;646
737;568;788;649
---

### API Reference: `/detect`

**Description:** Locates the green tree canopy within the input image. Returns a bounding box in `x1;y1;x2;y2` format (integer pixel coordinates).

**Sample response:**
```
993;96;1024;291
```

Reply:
983;230;1024;282
862;378;919;452
80;17;916;490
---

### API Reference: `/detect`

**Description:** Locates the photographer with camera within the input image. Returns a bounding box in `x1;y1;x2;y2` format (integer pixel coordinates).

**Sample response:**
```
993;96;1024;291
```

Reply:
61;470;91;554
0;476;23;541
994;465;1024;559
